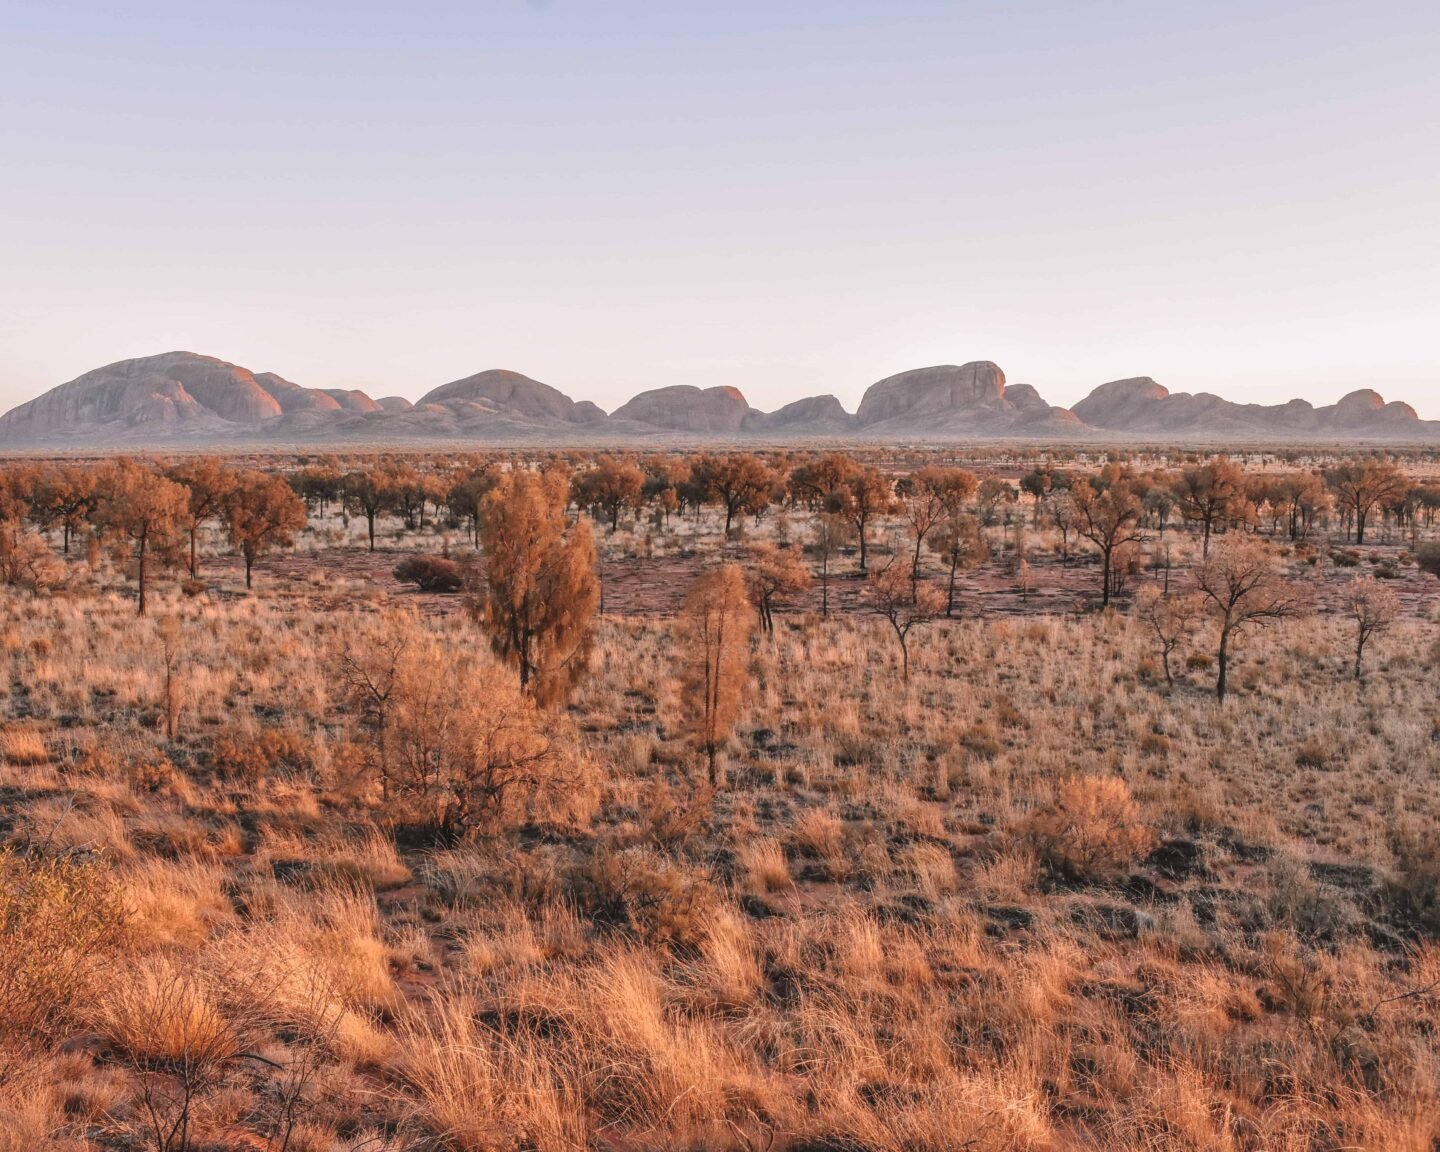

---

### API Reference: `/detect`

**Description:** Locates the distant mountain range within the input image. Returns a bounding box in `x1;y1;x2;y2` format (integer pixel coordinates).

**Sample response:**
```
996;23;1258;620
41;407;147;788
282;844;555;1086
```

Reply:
0;351;1434;446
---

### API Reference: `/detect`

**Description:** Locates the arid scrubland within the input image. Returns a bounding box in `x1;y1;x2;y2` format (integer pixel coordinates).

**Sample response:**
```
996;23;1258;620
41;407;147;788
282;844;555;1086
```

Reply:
1;447;1440;1151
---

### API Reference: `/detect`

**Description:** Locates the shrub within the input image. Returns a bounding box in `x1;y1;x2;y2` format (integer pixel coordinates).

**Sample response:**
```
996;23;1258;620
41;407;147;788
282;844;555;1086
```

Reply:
0;849;127;1045
393;554;464;593
571;846;717;952
1026;776;1155;883
211;727;313;782
1388;825;1440;935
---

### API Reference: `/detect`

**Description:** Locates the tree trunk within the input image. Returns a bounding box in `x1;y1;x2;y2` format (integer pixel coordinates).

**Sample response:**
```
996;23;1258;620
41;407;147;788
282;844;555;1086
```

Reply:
367;511;377;551
190;526;199;577
1100;548;1112;608
1216;629;1230;701
137;539;148;616
245;553;254;589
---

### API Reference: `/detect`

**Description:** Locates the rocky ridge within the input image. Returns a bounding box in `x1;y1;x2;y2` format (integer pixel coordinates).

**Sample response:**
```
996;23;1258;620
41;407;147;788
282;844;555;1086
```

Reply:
0;351;1434;445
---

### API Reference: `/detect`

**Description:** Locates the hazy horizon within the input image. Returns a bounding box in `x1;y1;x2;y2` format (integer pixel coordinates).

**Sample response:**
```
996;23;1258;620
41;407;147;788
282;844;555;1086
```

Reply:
4;0;1438;418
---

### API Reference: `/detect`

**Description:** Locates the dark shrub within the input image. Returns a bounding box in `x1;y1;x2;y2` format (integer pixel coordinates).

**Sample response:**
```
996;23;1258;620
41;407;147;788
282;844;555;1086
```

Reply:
393;555;463;593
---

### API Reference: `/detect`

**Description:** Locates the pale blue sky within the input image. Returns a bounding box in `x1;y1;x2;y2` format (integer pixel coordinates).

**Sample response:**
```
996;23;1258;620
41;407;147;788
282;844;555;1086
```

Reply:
2;0;1437;416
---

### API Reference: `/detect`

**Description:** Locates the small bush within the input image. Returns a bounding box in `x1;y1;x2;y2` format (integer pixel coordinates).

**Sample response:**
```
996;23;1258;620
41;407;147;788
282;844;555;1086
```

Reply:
1026;776;1155;883
393;555;464;593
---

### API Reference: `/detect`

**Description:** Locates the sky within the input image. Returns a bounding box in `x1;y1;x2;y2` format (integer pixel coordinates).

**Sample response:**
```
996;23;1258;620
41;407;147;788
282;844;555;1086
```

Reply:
2;0;1438;418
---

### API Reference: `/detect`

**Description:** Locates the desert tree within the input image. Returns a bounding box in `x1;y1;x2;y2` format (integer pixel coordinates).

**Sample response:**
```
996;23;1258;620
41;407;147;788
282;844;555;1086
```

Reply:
744;541;812;634
225;470;308;589
679;564;753;785
897;465;977;585
1071;478;1145;608
472;469;599;704
842;464;894;573
788;451;857;511
809;510;854;618
927;510;988;618
691;453;778;535
1173;458;1244;557
344;466;395;551
448;462;498;547
1134;584;1203;687
30;465;96;554
292;464;343;520
1193;535;1302;701
976;477;1017;527
385;462;426;530
868;554;944;682
1049;490;1078;562
572;455;645;531
640;454;686;526
1274;471;1329;540
1325;460;1409;545
168;456;236;578
1341;574;1400;681
0;520;65;592
92;458;189;615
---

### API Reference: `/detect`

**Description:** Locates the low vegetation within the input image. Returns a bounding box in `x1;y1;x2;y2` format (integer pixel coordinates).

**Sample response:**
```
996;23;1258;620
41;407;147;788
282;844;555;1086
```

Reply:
1;444;1438;1150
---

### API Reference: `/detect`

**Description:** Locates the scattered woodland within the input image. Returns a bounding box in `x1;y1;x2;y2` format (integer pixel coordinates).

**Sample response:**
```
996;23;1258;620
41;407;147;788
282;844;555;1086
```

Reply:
2;443;1440;1151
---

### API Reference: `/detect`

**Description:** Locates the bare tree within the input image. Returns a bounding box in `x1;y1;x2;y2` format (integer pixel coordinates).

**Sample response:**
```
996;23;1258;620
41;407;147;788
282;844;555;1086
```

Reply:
1193;536;1301;701
338;610;417;801
868;555;944;683
1341;574;1399;681
927;511;988;618
1134;585;1203;688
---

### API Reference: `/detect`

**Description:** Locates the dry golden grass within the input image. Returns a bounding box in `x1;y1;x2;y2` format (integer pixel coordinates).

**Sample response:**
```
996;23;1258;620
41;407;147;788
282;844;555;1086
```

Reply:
1;458;1439;1151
